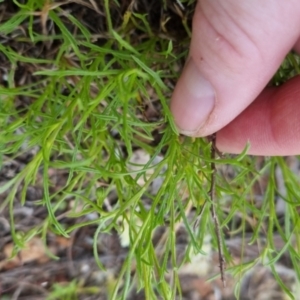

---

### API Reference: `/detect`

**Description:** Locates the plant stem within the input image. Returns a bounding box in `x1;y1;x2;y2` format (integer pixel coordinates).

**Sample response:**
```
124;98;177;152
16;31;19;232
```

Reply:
209;133;226;287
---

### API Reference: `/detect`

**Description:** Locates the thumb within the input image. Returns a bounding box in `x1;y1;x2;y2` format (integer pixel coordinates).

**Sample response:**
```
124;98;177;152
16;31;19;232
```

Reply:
170;0;300;137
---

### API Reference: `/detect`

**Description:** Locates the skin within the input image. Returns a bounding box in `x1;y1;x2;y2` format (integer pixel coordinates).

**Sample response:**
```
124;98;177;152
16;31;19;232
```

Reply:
170;0;300;155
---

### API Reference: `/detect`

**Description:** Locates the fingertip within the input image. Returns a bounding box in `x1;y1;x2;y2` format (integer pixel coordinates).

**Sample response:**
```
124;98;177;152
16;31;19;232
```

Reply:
170;59;216;136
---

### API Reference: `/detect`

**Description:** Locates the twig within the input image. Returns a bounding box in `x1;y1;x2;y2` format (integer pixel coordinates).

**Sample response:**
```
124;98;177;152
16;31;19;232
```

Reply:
209;133;226;287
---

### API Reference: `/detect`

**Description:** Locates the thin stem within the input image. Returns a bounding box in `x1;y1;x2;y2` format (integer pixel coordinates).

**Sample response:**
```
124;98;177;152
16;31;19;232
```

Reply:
209;133;226;287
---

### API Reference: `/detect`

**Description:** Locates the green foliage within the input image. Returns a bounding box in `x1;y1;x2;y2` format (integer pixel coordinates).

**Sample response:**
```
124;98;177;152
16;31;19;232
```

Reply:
47;280;100;300
0;1;300;299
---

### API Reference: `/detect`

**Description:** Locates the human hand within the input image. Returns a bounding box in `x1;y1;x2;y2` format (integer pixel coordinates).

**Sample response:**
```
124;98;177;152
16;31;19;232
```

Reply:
170;0;300;156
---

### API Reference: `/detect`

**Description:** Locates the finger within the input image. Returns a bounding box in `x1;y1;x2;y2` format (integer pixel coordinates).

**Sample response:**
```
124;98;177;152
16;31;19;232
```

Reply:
217;75;300;156
170;0;300;137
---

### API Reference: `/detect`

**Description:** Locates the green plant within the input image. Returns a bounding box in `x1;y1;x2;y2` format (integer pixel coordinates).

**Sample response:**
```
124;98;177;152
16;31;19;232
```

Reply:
1;1;300;299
